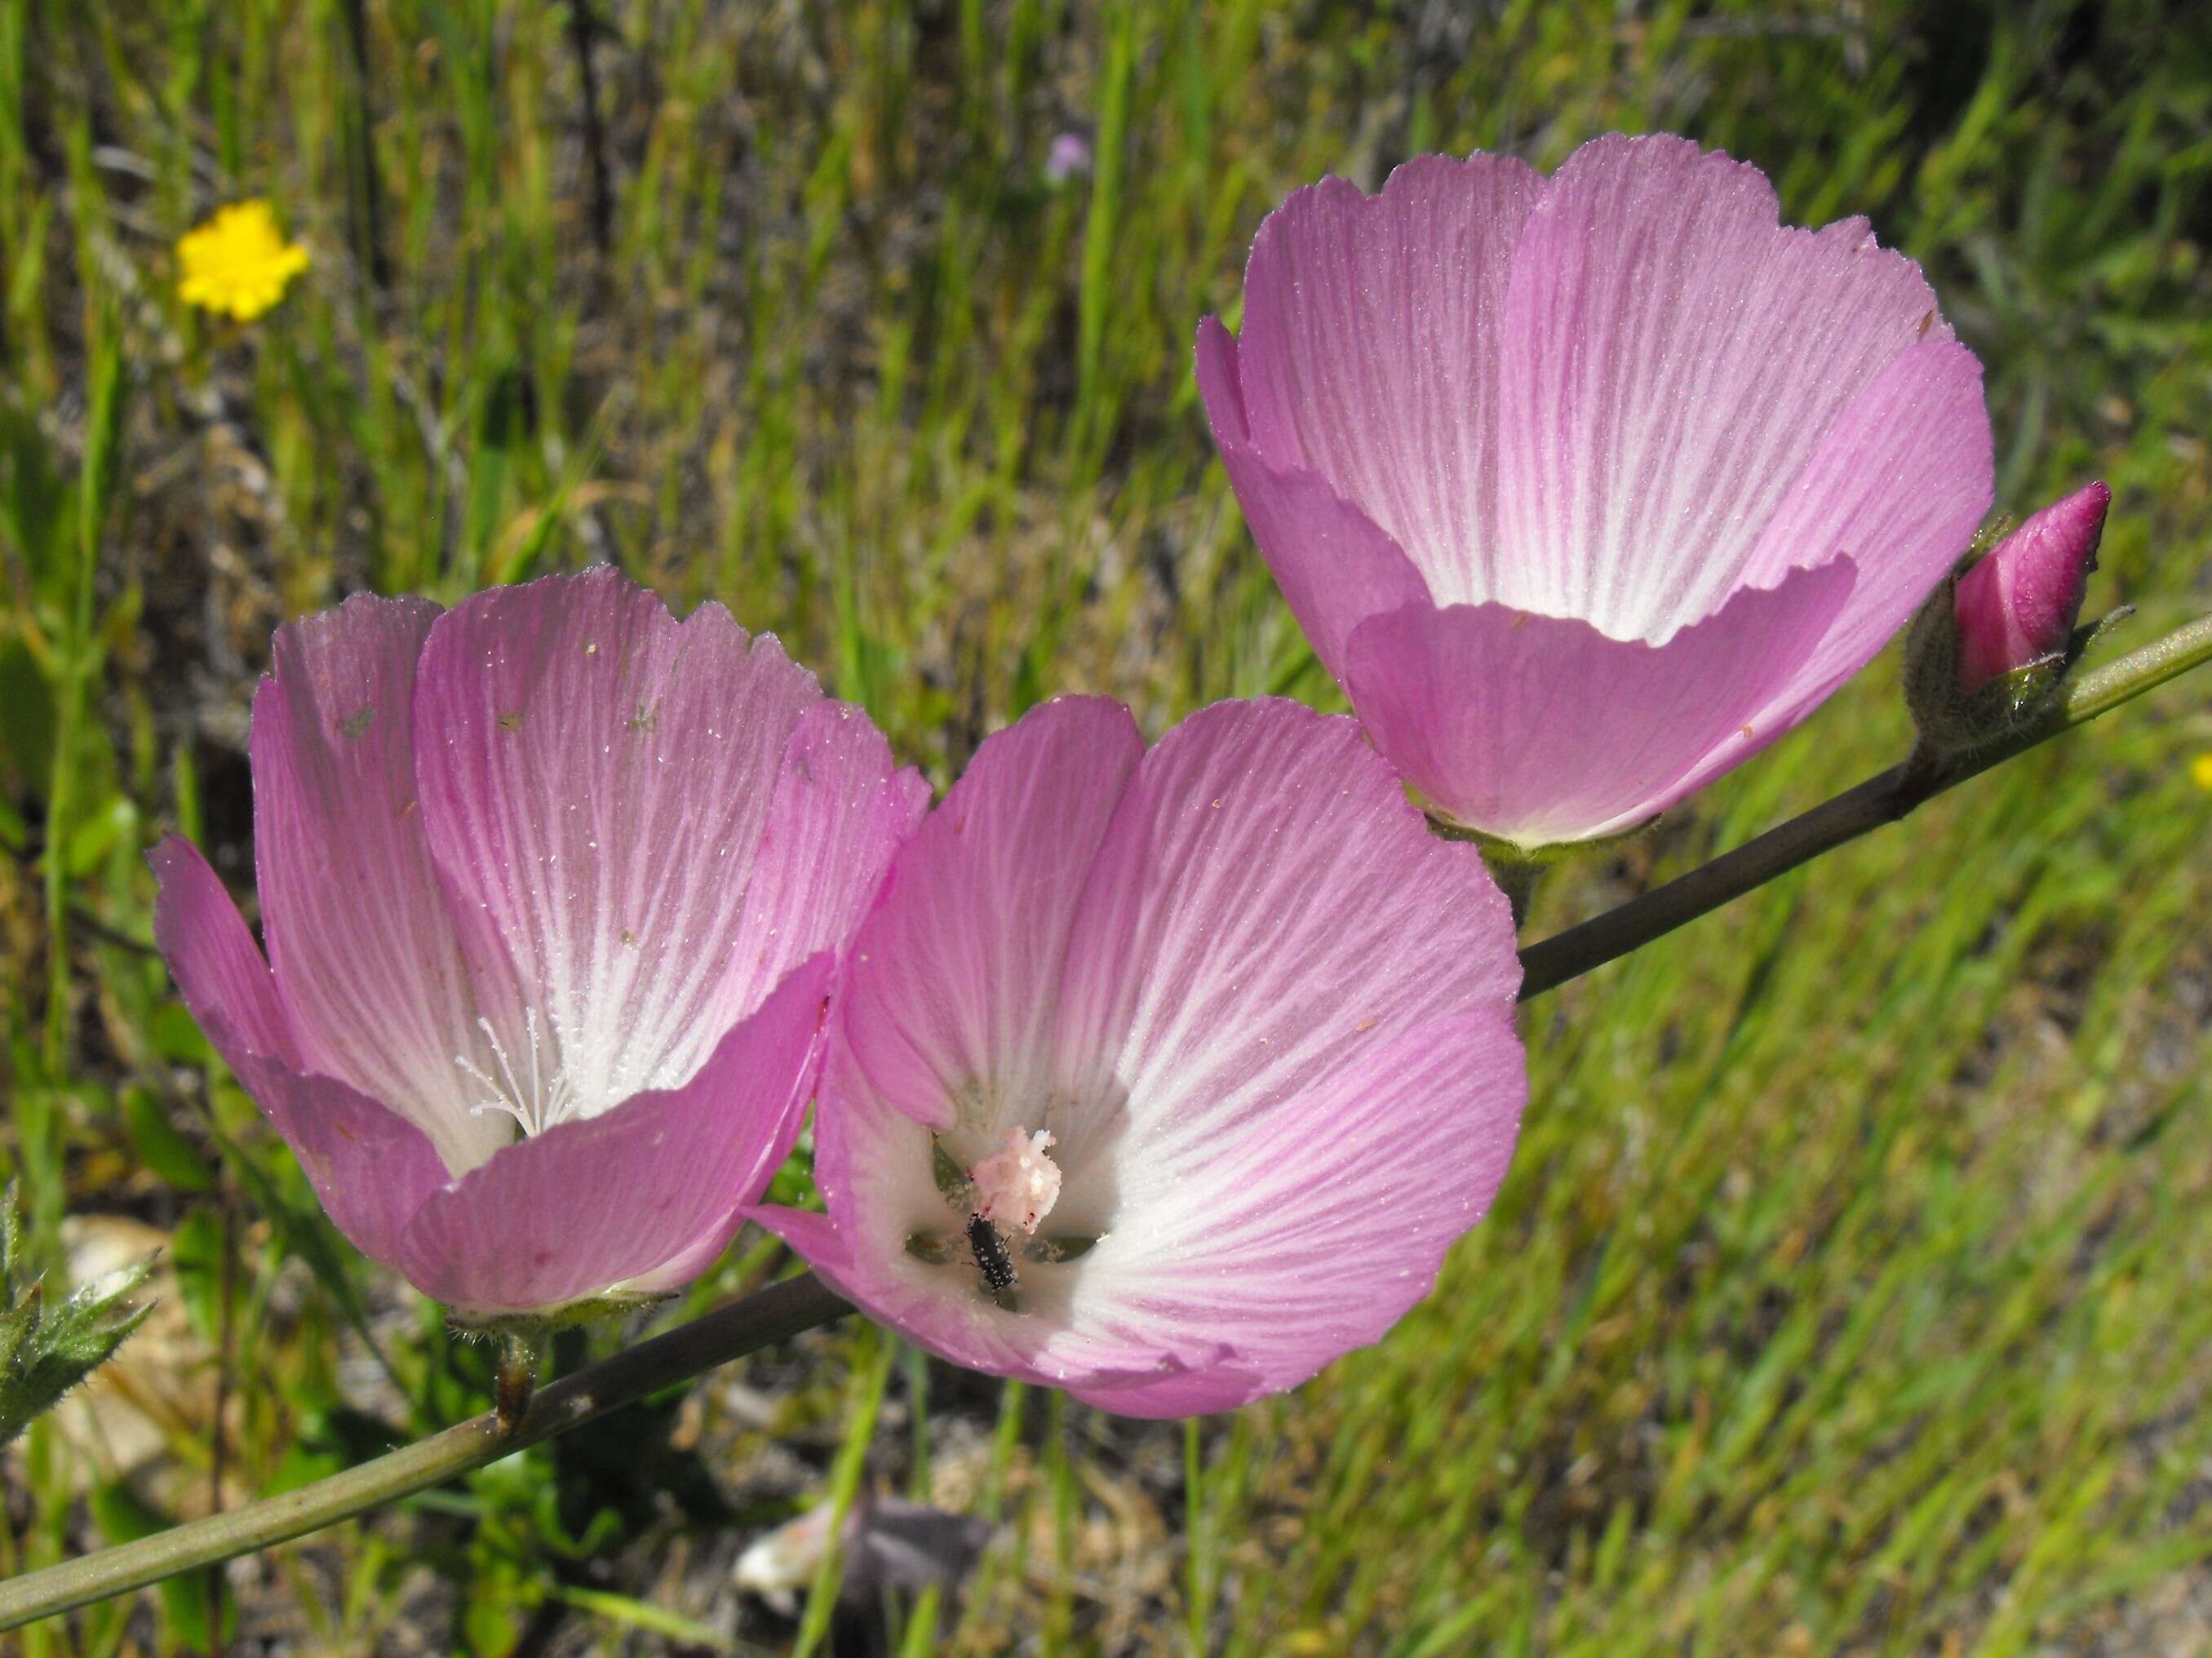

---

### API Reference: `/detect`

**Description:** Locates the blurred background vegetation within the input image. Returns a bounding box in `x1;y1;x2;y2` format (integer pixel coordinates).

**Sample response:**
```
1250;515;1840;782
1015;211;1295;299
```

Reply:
2;0;2211;1651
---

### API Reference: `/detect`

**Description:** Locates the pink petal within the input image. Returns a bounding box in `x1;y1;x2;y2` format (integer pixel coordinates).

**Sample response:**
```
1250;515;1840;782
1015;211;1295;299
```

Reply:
150;836;448;1265
410;569;824;1113
1493;132;1958;639
1341;561;1856;846
1199;317;1428;683
1069;1363;1266;1419
1045;703;1525;1403
1231;154;1543;601
1065;1009;1524;1412
750;1205;856;1283
397;954;832;1319
224;1058;454;1275
720;699;932;1020
1954;480;2109;690
1735;339;1995;718
837;697;1145;1126
249;592;511;1176
1061;699;1521;1133
149;835;302;1066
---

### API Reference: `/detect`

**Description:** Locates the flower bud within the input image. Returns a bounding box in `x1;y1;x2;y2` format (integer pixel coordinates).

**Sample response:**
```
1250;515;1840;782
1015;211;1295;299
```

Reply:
1905;481;2111;754
1952;481;2109;692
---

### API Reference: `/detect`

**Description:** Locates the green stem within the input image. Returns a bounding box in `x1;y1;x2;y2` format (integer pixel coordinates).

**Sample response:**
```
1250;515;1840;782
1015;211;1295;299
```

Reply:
0;1274;849;1630
1519;610;2212;1000
7;610;2209;1630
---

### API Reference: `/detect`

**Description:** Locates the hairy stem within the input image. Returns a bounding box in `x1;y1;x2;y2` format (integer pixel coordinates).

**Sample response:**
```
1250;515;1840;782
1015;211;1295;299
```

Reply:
0;1275;849;1629
1520;610;2212;999
5;611;2207;1629
494;1328;547;1425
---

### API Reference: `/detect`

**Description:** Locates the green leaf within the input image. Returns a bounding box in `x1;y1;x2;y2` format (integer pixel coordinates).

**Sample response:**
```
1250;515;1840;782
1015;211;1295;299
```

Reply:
169;1207;228;1345
149;1000;215;1065
0;1288;36;1376
264;1436;350;1497
0;1182;153;1448
553;1583;738;1652
122;1085;215;1193
0;635;54;795
62;791;135;879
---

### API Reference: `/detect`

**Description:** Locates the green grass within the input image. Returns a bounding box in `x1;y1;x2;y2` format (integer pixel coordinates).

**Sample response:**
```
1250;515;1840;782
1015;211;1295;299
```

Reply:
4;1;2212;1651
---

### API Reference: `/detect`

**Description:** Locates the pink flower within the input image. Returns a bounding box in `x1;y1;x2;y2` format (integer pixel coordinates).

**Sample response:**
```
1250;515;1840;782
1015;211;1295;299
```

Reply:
1953;481;2109;691
1044;131;1092;184
151;570;927;1325
1198;133;1995;849
759;697;1527;1417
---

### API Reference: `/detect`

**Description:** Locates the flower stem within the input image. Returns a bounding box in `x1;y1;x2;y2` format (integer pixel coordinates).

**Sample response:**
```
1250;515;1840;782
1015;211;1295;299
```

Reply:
0;1273;849;1630
1518;610;2212;1001
1489;854;1543;932
7;610;2208;1630
494;1328;547;1425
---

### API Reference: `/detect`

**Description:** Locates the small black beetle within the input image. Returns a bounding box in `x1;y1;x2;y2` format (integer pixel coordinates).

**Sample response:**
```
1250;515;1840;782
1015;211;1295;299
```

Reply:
966;1213;1017;1295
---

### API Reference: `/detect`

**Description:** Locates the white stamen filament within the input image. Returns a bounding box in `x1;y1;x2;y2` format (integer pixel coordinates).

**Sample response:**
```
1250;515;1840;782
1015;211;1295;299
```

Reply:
455;1009;581;1137
969;1126;1062;1235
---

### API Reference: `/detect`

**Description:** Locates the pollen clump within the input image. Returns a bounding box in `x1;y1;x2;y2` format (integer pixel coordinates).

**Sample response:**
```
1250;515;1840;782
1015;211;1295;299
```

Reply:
969;1127;1061;1235
176;201;309;321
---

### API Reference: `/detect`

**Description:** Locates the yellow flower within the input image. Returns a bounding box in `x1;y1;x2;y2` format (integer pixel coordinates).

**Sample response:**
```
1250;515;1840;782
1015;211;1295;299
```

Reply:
176;201;308;321
2192;752;2212;793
